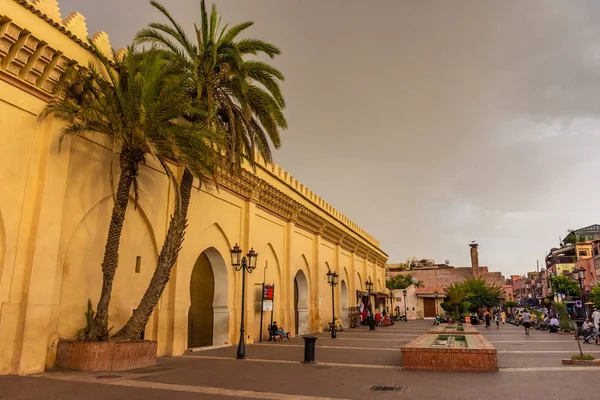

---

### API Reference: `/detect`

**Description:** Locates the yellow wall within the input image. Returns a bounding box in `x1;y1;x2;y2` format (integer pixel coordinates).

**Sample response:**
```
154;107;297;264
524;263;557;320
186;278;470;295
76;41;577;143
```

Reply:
555;263;575;276
0;0;388;375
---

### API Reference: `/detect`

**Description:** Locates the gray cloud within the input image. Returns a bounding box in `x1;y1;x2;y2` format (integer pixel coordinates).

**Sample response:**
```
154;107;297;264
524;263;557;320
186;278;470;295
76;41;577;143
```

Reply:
57;0;600;275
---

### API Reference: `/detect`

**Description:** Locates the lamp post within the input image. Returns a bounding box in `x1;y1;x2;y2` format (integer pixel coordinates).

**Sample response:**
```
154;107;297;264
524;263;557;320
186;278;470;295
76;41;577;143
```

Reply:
365;279;374;328
230;243;257;360
434;290;439;316
327;270;339;338
574;266;587;316
402;289;407;321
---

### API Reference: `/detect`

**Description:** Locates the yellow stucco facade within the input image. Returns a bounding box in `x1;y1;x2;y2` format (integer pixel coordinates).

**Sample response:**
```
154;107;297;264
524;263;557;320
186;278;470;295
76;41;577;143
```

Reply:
0;0;388;375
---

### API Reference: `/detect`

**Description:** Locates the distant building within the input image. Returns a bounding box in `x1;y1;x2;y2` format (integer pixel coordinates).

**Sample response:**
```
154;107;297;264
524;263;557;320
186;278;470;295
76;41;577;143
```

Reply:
386;243;507;318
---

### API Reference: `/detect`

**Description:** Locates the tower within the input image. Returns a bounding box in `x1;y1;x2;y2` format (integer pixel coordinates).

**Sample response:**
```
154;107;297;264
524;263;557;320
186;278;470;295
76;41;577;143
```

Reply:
470;242;480;279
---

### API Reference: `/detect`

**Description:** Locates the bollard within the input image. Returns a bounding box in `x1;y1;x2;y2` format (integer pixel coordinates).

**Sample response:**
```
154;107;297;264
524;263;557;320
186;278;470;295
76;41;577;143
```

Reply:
302;336;318;364
369;319;376;330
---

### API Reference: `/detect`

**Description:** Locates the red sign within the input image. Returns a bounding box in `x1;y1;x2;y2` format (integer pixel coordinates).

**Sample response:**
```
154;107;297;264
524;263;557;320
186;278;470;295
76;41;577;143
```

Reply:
263;285;274;300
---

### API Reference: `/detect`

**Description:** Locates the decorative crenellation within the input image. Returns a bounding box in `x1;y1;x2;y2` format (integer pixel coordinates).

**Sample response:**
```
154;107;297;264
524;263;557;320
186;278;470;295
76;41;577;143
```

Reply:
0;1;119;97
215;166;385;261
62;12;87;42
0;0;387;265
259;160;380;249
32;0;61;23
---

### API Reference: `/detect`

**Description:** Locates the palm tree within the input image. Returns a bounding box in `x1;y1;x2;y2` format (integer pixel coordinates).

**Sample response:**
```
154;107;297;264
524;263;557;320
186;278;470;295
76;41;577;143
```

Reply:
41;47;217;340
445;282;472;318
112;0;287;340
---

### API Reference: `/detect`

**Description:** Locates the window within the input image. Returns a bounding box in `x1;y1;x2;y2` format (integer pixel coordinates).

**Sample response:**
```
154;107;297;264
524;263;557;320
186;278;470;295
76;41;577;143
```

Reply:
579;250;588;257
135;256;142;273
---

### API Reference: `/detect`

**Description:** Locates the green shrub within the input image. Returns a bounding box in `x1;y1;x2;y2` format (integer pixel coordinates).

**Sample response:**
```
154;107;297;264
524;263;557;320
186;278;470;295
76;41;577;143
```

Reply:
553;302;574;332
76;299;95;341
571;354;595;361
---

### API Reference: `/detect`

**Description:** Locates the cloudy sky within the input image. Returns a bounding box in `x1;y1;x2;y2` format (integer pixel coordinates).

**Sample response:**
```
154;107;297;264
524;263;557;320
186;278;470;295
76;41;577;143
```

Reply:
58;0;600;276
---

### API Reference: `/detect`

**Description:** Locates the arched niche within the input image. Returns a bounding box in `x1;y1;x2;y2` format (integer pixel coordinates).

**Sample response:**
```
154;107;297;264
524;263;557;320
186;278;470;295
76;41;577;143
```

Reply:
340;280;349;328
58;196;158;340
252;242;282;342
188;246;229;348
293;269;309;335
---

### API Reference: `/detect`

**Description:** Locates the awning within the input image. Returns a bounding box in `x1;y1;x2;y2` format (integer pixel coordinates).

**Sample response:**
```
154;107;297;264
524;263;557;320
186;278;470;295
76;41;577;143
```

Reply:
376;292;390;301
356;290;368;298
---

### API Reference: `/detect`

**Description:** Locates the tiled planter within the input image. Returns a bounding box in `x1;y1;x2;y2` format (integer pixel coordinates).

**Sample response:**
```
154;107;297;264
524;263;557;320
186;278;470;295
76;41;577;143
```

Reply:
56;340;157;372
401;334;497;372
562;359;600;366
428;324;480;335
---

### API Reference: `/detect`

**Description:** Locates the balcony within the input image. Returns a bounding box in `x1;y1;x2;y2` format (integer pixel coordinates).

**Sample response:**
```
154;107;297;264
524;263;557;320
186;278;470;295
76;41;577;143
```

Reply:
549;256;576;265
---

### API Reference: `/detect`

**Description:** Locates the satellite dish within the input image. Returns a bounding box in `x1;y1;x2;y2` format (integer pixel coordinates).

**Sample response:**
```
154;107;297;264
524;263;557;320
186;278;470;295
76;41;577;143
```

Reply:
445;260;450;265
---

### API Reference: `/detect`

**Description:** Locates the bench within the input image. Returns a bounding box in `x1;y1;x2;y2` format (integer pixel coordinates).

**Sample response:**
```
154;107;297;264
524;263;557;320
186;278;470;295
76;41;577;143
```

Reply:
268;325;290;341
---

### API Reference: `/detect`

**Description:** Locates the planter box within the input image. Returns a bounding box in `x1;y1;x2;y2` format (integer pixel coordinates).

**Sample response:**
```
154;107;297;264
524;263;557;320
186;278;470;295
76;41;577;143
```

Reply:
428;324;480;335
402;334;497;372
562;359;600;366
56;340;157;372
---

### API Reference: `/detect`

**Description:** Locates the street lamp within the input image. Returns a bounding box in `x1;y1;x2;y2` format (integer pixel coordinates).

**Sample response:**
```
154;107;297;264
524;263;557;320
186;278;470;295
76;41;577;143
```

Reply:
230;243;257;359
434;290;439;316
402;289;407;321
365;279;374;328
574;266;586;306
326;270;339;339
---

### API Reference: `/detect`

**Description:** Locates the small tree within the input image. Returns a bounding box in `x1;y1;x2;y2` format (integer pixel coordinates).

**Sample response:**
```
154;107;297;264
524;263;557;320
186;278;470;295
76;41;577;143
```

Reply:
464;278;502;312
553;302;583;356
550;275;581;298
591;285;600;310
445;282;472;317
386;275;422;290
504;300;518;308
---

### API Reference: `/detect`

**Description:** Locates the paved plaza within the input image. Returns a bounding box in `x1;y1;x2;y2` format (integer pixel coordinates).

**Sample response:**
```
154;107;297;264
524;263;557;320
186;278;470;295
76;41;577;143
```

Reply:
2;320;600;399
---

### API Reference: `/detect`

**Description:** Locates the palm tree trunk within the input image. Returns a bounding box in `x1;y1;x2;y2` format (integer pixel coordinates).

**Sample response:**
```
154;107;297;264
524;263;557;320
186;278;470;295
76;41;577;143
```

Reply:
88;150;136;340
112;168;194;340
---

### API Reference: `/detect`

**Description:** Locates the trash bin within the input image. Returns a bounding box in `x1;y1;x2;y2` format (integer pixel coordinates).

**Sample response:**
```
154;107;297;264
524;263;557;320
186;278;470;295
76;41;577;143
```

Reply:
302;336;318;364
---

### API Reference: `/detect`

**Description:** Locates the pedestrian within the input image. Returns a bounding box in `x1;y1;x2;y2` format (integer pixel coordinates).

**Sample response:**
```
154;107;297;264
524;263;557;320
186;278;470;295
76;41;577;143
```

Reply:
548;315;559;333
521;309;531;335
592;308;600;333
484;310;491;329
495;313;500;329
501;311;506;324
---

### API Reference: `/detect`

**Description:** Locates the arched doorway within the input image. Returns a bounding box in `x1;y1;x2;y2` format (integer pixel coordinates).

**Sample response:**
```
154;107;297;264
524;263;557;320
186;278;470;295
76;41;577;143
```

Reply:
188;247;228;348
340;280;349;328
294;270;309;335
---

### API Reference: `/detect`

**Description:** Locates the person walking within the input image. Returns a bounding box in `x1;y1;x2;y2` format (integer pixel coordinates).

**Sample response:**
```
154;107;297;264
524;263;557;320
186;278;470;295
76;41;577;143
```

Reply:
495;312;500;329
501;311;506;324
592;308;600;335
521;309;531;335
484;310;491;329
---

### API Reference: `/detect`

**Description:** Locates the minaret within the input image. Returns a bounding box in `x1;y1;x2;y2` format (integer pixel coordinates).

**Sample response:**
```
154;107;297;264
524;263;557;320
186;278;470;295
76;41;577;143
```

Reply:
470;242;480;279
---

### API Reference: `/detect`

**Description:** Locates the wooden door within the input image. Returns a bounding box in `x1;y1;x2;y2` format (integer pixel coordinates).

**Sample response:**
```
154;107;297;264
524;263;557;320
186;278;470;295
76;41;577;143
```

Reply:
188;252;214;348
424;298;436;318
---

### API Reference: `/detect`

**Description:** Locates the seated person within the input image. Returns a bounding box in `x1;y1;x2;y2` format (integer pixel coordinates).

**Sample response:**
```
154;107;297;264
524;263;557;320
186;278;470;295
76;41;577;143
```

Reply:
335;318;344;331
384;314;391;326
540;316;550;330
548;316;559;332
582;318;596;343
271;321;287;338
